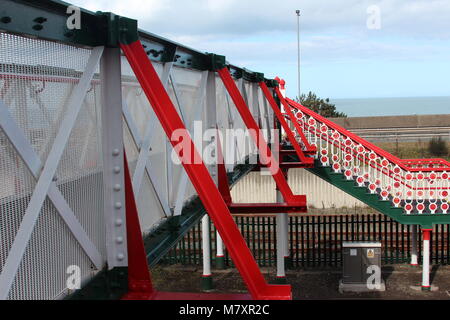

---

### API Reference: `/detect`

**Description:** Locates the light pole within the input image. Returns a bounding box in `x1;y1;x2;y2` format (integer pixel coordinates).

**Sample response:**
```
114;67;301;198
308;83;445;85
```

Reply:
296;10;301;100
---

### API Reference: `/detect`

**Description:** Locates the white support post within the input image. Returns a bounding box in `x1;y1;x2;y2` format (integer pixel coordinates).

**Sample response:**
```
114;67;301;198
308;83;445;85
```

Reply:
276;190;286;283
201;215;213;290
411;225;418;266
422;229;432;291
100;47;128;269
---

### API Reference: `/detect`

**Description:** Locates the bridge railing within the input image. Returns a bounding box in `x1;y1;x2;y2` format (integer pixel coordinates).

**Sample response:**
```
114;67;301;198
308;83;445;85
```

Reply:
285;97;450;215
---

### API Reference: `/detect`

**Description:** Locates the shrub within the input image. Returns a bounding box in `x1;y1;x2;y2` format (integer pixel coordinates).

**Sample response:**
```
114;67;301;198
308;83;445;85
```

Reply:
297;92;347;118
428;137;448;157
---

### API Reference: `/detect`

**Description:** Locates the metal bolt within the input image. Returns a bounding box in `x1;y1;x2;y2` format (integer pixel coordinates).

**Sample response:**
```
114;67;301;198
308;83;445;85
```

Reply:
0;17;12;24
114;202;123;209
116;237;124;244
113;166;121;174
113;184;122;192
117;253;125;261
115;218;123;227
34;17;47;24
112;149;120;156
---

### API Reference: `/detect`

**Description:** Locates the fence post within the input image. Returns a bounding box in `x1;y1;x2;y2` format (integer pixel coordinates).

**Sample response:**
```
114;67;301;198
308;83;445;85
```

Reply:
275;189;287;283
411;225;419;266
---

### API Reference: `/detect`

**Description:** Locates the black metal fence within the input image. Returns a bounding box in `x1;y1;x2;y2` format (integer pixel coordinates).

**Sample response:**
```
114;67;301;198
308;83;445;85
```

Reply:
159;214;450;268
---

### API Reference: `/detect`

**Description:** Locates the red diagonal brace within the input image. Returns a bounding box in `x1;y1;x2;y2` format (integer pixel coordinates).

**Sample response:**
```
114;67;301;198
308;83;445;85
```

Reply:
259;82;313;166
122;152;155;300
274;87;316;154
120;40;291;300
217;67;306;206
216;130;307;213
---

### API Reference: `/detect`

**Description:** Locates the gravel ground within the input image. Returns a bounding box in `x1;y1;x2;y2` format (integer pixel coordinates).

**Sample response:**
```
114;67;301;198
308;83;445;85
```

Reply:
152;264;450;300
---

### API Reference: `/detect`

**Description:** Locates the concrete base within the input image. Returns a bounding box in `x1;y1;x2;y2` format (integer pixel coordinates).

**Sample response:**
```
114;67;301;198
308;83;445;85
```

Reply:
339;280;386;293
284;257;293;270
201;276;214;291
410;285;439;292
215;256;226;270
273;277;287;285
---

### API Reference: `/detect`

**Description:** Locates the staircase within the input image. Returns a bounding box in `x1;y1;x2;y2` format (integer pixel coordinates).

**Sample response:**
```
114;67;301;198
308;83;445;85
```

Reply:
278;95;450;229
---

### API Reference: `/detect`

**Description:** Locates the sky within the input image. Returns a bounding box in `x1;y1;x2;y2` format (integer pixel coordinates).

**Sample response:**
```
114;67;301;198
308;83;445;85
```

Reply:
71;0;450;99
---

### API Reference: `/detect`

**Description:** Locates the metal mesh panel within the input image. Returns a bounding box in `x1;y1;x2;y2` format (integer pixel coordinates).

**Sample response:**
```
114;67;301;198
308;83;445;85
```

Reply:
215;78;253;168
169;67;203;205
9;199;96;300
122;58;169;227
0;33;105;300
0;137;34;274
54;82;106;254
137;173;166;231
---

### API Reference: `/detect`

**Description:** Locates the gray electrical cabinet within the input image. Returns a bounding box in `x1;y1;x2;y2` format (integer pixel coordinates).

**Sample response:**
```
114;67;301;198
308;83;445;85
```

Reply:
340;242;385;292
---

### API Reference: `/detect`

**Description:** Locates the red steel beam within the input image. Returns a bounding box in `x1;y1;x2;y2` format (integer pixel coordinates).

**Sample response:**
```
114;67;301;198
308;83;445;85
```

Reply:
217;67;306;206
120;40;291;300
273;86;316;153
259;81;313;165
229;203;307;214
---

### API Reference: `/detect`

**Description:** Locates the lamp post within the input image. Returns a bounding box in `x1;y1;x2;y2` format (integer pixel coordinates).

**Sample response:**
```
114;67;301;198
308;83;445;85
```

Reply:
296;10;301;100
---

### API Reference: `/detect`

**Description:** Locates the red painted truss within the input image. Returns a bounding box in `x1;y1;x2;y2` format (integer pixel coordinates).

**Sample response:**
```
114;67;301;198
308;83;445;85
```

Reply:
120;40;291;300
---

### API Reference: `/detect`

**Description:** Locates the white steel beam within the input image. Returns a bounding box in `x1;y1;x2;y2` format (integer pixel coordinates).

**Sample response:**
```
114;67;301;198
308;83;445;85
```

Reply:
100;47;128;269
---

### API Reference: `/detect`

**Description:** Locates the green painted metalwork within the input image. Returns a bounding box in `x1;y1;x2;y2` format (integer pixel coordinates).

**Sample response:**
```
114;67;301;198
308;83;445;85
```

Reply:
0;0;107;46
66;267;128;300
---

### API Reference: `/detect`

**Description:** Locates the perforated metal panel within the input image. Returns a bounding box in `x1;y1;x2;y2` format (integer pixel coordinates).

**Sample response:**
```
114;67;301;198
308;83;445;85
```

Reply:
0;33;105;300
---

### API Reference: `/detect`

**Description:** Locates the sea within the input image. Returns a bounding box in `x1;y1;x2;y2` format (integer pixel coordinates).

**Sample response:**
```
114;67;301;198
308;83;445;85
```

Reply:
330;96;450;118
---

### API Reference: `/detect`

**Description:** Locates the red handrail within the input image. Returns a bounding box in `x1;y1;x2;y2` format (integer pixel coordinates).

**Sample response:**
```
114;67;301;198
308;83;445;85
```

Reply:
285;97;450;172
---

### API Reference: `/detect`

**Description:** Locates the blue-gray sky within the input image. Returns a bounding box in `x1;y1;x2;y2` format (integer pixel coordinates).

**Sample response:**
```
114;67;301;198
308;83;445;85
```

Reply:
72;0;450;99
